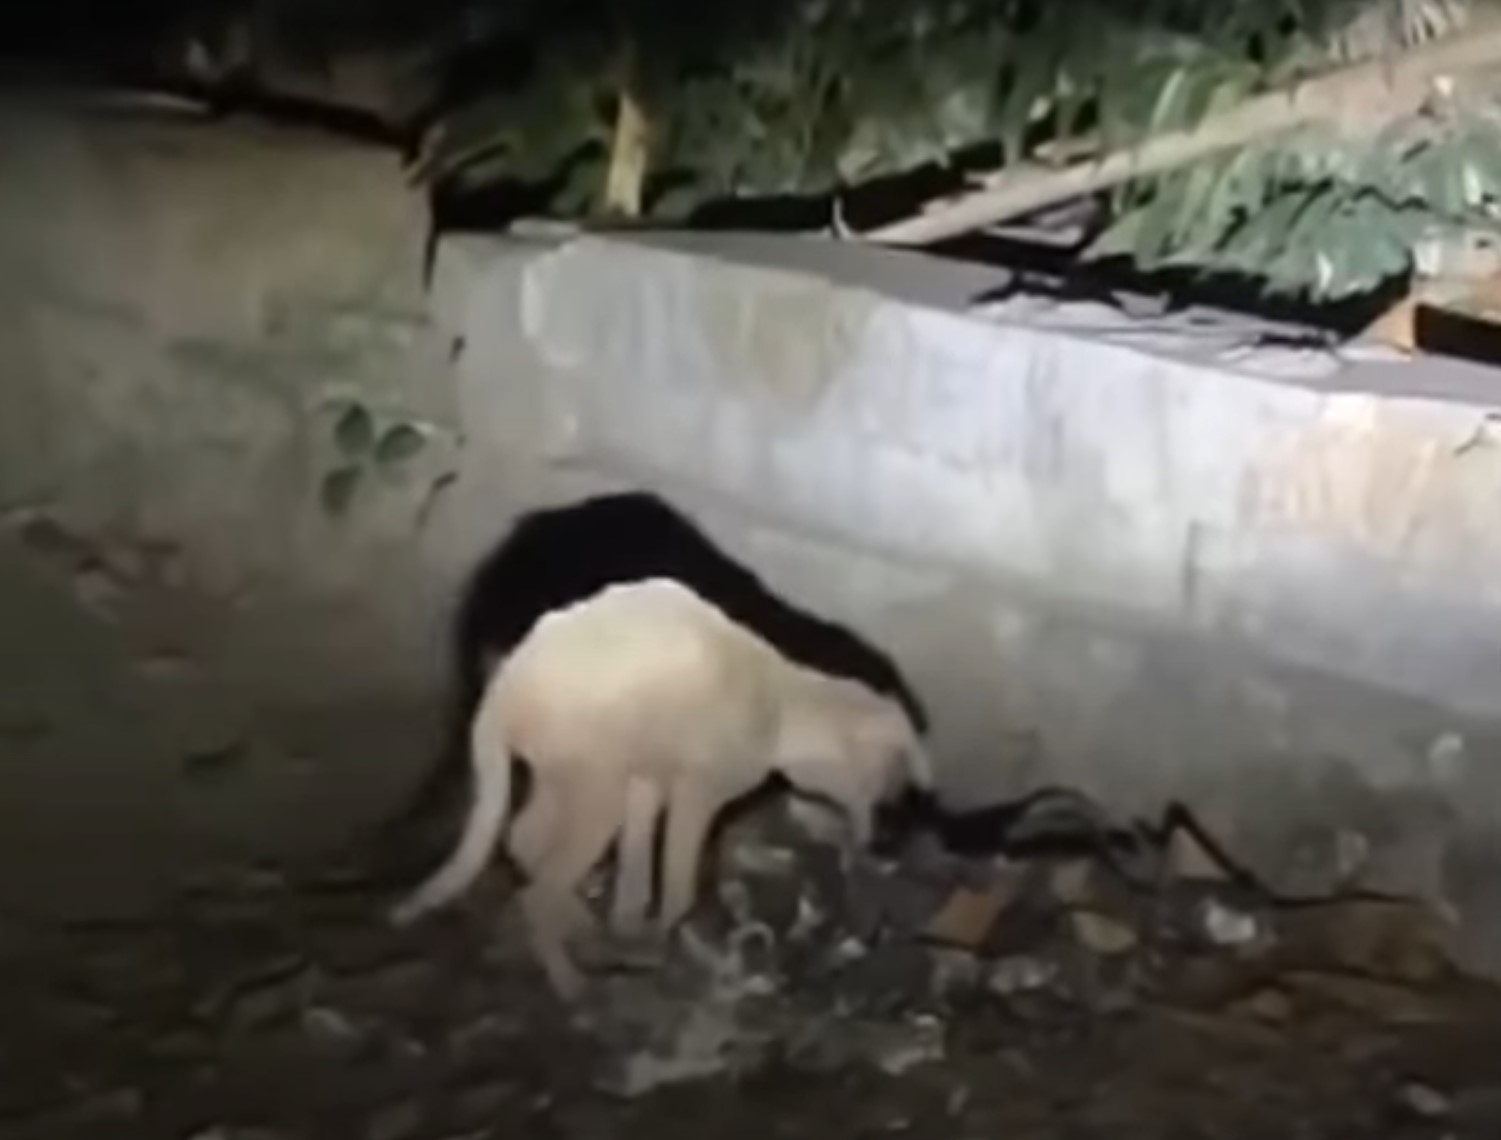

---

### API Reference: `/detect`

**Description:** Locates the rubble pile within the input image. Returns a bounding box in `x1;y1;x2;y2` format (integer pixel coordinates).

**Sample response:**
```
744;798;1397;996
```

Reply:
3;794;1501;1140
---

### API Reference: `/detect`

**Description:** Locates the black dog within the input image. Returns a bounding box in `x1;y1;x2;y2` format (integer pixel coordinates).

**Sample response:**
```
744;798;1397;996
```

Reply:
375;489;930;866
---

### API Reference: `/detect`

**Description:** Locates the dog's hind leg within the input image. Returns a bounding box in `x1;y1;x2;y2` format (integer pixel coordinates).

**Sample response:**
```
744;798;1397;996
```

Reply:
507;772;559;876
517;770;629;1000
609;777;664;939
655;771;732;938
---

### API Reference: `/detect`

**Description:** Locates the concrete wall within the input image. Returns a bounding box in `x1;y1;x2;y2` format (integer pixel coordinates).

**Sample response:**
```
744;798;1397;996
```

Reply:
5;92;1501;970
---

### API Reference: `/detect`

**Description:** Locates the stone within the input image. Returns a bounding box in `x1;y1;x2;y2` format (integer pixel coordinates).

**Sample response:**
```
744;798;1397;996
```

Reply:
72;564;129;617
784;796;852;846
599;1001;762;1097
927;947;983;996
1048;860;1095;906
446;1011;528;1058
986;955;1059;996
872;1014;946;1076
1195;896;1264;949
1231;987;1294;1024
1070;910;1139;956
300;1005;363;1056
847;856;950;940
787;893;827;943
1397;1081;1451;1120
366;1100;423;1140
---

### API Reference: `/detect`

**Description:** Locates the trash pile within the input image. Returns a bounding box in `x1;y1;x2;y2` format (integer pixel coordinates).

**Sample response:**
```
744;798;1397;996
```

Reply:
566;790;1466;1096
3;790;1500;1140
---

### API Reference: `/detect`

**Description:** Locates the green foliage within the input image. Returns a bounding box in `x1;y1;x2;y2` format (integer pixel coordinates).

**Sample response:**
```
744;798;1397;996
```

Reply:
318;401;429;518
333;403;375;457
189;0;1501;301
374;423;427;468
320;465;362;517
1087;108;1501;299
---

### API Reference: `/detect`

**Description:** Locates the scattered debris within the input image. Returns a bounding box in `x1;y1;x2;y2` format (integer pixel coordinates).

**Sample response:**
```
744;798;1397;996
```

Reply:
1070;909;1139;956
922;871;1021;950
1;794;1498;1140
1397;1080;1451;1120
1167;823;1235;882
1195;896;1264;949
986;955;1059;996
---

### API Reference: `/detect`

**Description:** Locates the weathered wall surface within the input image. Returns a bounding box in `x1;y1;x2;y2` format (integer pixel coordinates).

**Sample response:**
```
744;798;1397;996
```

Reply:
0;94;461;916
6;93;1501;972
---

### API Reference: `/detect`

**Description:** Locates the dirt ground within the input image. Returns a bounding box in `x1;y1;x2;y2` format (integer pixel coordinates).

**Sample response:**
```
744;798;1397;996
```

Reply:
3;797;1501;1140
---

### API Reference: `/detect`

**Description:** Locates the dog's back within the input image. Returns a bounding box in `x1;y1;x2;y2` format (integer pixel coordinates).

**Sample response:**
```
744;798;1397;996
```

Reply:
455;492;926;729
493;578;774;783
384;491;929;851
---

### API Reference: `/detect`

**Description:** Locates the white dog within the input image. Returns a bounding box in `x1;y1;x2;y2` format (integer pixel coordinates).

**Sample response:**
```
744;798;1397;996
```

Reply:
388;577;931;998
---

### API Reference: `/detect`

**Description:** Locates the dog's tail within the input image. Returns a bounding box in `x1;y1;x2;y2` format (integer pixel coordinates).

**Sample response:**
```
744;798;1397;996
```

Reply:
388;690;516;926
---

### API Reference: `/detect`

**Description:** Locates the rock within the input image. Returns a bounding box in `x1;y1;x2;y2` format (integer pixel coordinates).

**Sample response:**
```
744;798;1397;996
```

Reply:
784;796;852;846
446;1011;528;1057
785;1011;946;1077
786;892;829;944
1230;987;1293;1024
1196;896;1263;949
722;831;799;878
927;947;982;996
827;942;935;1016
204;981;289;1032
826;936;869;967
366;1100;423;1140
872;1014;946;1076
599;1000;766;1097
1397;1081;1451;1120
1049;860;1095;906
72;563;129;617
846;856;950;940
986;955;1059;996
898;830;968;883
1070;910;1138;956
300;1005;363;1056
